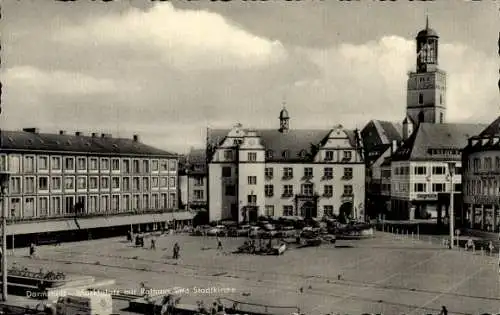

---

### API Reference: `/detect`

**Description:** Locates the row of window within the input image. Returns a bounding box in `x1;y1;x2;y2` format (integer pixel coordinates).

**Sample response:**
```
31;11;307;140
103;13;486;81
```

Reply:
0;155;177;174
412;183;461;193
223;150;354;161
394;166;461;176
471;157;500;172
9;176;177;194
8;193;177;218
222;167;353;180
466;179;500;197
264;205;336;217
263;184;353;197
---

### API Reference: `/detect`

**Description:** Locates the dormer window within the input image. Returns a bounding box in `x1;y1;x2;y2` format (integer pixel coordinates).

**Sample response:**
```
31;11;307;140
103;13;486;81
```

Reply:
282;150;290;159
266;150;274;159
299;150;307;158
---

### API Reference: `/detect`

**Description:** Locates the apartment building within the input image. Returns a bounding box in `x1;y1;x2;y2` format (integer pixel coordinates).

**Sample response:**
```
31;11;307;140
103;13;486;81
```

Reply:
179;148;207;210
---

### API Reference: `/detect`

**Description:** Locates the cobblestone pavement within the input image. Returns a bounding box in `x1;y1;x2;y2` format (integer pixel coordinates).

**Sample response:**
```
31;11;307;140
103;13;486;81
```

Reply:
7;232;500;314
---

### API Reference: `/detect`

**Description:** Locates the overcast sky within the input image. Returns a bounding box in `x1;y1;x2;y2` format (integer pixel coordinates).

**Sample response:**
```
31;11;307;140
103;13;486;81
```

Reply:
1;1;498;153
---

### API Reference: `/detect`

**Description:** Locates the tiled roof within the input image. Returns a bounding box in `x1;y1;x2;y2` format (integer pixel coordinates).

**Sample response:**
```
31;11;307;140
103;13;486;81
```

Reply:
361;120;401;164
391;123;487;161
378;121;402;143
478;116;500;137
179;148;207;174
208;128;359;162
0;130;177;157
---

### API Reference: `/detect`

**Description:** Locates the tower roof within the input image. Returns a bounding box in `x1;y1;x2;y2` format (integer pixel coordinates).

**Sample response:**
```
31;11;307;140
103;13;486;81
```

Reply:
279;107;289;119
417;16;439;38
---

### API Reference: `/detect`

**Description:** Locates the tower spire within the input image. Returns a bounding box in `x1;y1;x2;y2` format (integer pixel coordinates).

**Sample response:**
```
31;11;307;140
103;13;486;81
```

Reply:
426;15;429;30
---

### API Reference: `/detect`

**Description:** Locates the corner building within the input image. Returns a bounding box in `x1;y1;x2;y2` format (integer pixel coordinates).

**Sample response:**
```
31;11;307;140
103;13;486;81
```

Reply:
0;128;192;245
207;109;365;223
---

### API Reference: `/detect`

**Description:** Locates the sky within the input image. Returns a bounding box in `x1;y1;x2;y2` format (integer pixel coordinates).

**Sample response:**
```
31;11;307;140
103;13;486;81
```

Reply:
1;0;499;153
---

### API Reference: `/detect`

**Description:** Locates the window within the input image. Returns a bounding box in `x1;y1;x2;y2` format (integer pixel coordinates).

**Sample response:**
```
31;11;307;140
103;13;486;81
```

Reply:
51;176;61;191
283;205;293;216
64;176;74;191
142;194;149;210
112;177;121;190
343;168;353;179
24;197;35;217
248;176;257;185
159;177;168;188
301;184;314;196
439;112;443;123
131;194;140;211
455;167;462;175
160;160;168;172
473;158;480;171
77;176;87;190
247;194;257;205
101;177;110;190
304;167;313;178
194;177;203;186
133;160;140;173
152;194;159;209
38;176;49;191
77;157;87;171
64;157;75;172
325;151;334;161
266;150;274;159
323;205;334;217
88;196;99;213
10;177;21;194
414;166;426;175
194;190;204;200
169;177;176;188
161;193;168;209
323;185;333;197
247;152;257;161
432;183;446;192
112;158;120;171
89;177;98;190
418;93;423;105
38;157;48;171
89;158;98;171
23;177;34;193
151;160;159;172
169;160;177;172
24;156;35;173
122;177;130;191
222;167;232;177
0;155;5;172
168;193;177;208
454;183;462;192
101;195;110;212
225;185;236;196
485;157;493;170
151;177;159;188
414;183;426;192
224;150;233;160
142;160;149;173
51;156;61;171
343;151;352;161
100;158;110;171
51;197;62;216
133;177;141;191
265;205;275;217
283;167;293;179
282;185;293;197
9;155;21;174
282;150;290;159
432;166;446;175
496;157;500;170
319;169;332;181
265;185;274;197
142;177;149;191
265;167;273;179
343;185;353;196
38;197;48;217
122;160;131;174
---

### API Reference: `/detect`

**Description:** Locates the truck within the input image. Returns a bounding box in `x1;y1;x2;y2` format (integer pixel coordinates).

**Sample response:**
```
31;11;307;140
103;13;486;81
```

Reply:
52;292;114;315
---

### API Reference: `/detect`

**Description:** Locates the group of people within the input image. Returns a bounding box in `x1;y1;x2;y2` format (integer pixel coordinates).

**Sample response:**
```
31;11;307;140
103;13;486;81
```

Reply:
127;230;181;259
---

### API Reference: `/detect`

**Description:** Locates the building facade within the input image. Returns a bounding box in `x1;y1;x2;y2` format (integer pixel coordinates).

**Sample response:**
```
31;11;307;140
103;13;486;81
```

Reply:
178;148;207;210
207;110;365;223
0;128;191;243
462;117;500;232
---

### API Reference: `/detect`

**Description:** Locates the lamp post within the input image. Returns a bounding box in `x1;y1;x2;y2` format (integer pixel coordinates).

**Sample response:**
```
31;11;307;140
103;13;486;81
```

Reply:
447;162;456;249
0;171;10;301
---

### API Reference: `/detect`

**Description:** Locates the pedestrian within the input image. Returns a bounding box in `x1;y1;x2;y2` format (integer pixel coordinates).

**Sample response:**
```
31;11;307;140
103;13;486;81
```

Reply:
151;238;156;250
489;241;494;256
173;242;180;259
217;236;223;251
439;305;448;315
29;243;36;258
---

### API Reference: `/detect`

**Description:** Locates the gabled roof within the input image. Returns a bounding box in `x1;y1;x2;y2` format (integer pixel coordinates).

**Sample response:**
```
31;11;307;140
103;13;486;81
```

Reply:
478;116;500;137
361;120;402;164
391;123;487;162
208;128;359;162
1;130;177;157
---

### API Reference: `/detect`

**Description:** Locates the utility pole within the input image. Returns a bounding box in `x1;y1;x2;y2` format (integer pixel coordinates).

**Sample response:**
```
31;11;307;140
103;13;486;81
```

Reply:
447;162;456;249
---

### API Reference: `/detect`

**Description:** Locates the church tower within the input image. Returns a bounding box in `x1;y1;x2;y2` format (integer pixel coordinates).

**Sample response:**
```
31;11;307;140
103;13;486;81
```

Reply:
406;17;447;125
279;104;290;134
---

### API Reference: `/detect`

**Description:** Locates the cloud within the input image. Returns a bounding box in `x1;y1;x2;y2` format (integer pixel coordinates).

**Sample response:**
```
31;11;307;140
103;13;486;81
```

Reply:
55;3;287;71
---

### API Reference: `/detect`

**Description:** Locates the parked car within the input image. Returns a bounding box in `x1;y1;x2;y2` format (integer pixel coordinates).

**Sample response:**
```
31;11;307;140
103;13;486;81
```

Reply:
207;225;227;236
236;225;252;236
278;226;296;238
249;226;263;238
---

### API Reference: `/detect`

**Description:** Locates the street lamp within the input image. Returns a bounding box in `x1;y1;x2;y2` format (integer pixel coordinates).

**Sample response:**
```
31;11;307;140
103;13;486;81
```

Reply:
447;162;456;249
0;171;10;301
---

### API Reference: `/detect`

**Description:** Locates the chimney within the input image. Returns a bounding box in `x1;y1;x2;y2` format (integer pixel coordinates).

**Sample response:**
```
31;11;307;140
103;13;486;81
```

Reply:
391;140;398;153
23;128;39;133
59;130;66;135
91;133;98;138
133;134;139;142
101;133;112;138
75;131;82;136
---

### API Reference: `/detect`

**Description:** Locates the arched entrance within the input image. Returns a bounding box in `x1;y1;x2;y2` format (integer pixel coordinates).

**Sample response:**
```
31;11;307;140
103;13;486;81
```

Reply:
339;202;353;223
300;201;316;218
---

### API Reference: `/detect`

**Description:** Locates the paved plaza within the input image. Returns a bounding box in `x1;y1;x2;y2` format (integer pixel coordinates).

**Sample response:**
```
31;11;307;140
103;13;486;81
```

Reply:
7;232;500;315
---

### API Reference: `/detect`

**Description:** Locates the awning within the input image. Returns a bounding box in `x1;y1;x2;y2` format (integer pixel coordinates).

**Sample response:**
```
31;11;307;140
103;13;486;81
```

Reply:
7;219;77;236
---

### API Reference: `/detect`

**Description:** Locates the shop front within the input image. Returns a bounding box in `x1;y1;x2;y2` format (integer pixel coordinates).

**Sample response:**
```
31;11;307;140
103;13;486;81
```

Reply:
464;195;500;232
